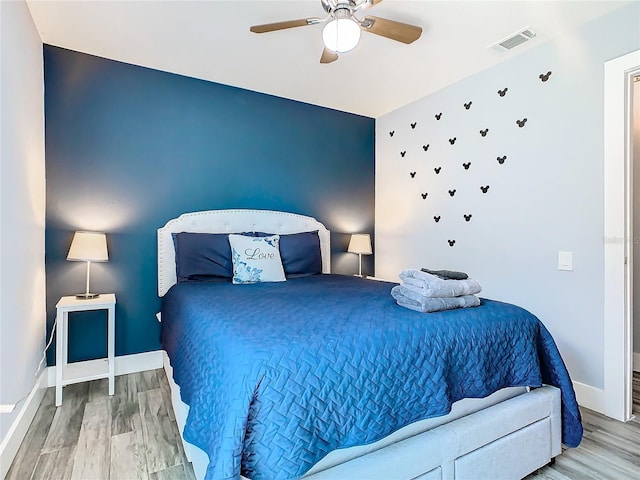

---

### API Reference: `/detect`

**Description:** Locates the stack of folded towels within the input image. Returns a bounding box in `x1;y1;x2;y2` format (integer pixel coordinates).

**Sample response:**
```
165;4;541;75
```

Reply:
391;268;482;313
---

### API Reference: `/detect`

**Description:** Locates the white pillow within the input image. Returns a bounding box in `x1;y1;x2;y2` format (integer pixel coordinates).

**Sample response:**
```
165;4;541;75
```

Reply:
228;234;286;284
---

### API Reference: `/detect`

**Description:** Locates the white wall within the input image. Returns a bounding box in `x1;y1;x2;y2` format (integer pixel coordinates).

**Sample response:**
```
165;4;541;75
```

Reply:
0;0;46;441
376;3;640;391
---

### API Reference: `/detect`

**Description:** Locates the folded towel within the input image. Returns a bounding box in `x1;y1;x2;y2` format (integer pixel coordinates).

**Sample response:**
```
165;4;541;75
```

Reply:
399;269;482;298
392;284;439;304
420;267;468;280
391;285;480;313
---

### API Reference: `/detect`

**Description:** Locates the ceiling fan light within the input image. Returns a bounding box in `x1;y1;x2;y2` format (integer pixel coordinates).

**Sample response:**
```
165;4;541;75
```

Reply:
322;18;361;53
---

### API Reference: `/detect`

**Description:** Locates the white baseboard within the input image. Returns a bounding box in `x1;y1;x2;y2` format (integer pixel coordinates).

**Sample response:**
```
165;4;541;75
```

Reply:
1;350;164;478
572;380;606;414
0;371;47;480
634;352;640;372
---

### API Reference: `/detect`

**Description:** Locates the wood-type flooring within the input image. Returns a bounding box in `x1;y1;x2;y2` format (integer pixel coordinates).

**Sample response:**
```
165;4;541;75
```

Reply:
7;370;640;479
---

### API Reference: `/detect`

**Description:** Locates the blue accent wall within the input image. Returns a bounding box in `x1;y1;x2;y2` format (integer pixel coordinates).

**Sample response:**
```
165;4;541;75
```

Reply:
44;46;375;363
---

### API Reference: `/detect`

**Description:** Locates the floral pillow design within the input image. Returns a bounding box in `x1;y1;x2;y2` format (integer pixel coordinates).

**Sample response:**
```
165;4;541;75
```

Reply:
228;234;286;284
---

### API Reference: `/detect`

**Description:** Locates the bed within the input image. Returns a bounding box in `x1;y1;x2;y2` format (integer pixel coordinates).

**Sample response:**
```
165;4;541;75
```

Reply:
157;209;582;480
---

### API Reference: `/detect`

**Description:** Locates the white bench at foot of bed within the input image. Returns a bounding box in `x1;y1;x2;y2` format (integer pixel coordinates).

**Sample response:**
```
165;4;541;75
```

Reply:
163;352;561;480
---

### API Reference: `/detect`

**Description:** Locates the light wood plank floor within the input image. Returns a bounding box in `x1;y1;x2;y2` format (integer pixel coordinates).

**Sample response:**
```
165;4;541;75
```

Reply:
7;370;640;479
6;369;196;480
526;371;640;480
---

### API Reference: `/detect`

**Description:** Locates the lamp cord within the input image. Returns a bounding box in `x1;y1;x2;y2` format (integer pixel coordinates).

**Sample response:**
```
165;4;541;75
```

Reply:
2;318;57;412
38;316;57;374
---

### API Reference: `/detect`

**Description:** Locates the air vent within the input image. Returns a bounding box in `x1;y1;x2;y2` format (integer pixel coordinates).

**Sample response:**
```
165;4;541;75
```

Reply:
489;27;536;52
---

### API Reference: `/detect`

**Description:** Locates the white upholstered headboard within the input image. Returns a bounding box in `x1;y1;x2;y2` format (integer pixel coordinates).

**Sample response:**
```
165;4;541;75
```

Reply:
157;209;331;296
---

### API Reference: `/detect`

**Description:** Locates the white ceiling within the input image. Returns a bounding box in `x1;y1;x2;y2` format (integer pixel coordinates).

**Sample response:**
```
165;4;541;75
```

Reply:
26;0;630;118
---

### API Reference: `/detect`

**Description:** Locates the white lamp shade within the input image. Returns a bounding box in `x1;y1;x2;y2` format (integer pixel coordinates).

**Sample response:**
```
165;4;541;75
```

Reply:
348;234;372;255
322;18;361;53
67;231;109;262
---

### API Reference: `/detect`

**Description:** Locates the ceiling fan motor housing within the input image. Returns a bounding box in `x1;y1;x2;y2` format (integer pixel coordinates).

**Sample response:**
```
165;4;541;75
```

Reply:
323;0;360;17
334;5;354;21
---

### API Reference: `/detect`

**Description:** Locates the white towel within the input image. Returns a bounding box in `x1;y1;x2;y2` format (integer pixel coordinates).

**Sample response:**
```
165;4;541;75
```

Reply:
399;269;482;298
391;285;480;313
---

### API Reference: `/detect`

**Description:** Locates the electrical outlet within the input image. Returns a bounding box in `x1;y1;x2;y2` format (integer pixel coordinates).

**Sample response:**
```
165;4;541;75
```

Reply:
0;404;16;414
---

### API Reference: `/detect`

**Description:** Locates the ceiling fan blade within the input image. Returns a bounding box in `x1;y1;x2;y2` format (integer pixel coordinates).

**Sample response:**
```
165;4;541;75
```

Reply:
250;17;321;34
320;48;339;64
360;16;422;44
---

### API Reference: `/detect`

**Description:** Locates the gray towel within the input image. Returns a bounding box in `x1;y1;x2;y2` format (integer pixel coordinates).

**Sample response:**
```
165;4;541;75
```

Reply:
399;269;482;298
421;268;468;280
391;285;480;313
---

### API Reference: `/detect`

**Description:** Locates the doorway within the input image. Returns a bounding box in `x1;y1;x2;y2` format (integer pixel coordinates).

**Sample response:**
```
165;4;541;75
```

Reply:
603;49;640;422
633;76;640;374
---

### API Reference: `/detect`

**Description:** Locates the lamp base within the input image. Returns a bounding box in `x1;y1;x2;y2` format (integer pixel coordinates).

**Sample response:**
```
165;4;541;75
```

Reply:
75;293;100;300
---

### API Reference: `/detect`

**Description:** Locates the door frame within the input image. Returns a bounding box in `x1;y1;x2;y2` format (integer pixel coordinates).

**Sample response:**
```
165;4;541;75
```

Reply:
603;49;640;422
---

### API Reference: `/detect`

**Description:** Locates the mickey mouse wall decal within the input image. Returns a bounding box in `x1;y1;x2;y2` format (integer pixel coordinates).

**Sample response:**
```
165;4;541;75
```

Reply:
539;71;552;82
464;102;472;110
463;162;471;170
410;171;416;178
516;118;528;128
448;240;456;247
480;128;489;137
448;189;456;197
434;216;441;223
434;167;442;174
463;214;472;222
411;122;417;129
435;113;443;120
449;137;457;145
497;156;507;164
423;144;430;151
400;151;406;157
480;185;490;193
421;193;428;199
498;88;508;97
389;130;395;137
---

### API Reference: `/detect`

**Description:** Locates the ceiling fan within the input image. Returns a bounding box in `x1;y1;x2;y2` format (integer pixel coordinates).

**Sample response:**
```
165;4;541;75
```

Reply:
250;0;422;64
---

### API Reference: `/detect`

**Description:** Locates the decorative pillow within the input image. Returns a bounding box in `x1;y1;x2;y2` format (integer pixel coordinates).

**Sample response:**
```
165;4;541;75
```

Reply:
244;231;322;276
172;232;232;282
228;234;286;284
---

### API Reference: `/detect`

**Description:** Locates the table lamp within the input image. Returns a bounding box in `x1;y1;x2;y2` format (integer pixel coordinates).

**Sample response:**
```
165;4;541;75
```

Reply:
67;231;109;299
347;233;372;277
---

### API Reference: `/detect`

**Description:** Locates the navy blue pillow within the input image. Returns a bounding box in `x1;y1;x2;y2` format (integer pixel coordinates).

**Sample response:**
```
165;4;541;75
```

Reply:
173;230;322;282
243;231;322;276
172;232;233;281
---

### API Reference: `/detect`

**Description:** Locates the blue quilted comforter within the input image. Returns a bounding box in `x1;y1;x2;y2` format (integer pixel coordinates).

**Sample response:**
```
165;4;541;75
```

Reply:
161;274;582;480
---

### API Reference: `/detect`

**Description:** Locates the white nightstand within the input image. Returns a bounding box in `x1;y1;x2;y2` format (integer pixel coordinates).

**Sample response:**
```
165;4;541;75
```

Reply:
55;294;116;406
